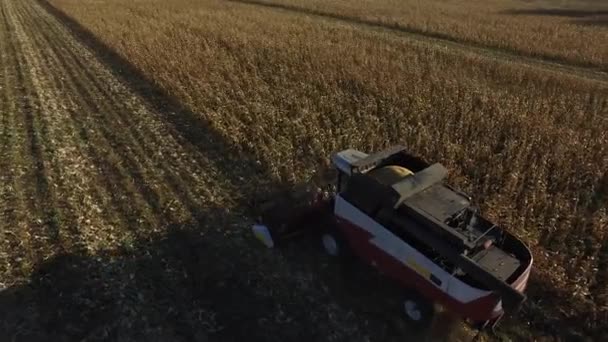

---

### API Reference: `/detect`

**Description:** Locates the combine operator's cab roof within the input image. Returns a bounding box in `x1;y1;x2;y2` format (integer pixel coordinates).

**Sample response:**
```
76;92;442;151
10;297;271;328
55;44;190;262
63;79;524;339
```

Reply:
333;145;430;174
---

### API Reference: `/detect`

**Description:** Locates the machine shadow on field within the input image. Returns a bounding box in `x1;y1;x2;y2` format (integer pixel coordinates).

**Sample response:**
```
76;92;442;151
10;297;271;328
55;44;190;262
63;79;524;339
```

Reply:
4;0;599;341
0;219;470;341
35;1;270;194
0;215;274;341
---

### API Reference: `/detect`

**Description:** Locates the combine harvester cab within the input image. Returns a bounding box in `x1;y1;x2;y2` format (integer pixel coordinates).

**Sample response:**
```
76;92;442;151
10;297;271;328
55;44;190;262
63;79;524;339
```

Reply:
252;145;533;331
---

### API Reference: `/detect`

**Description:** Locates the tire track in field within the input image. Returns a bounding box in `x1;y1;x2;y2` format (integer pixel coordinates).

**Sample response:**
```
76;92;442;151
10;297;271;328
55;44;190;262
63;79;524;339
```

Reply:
0;0;258;337
0;0;58;277
6;0;113;253
5;0;236;255
7;0;147;256
16;0;231;250
25;5;211;226
228;0;608;85
20;0;232;236
12;0;154;246
0;3;33;284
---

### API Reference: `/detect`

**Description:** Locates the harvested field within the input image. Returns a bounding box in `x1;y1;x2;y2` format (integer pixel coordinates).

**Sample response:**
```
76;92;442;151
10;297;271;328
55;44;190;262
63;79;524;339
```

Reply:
0;0;607;340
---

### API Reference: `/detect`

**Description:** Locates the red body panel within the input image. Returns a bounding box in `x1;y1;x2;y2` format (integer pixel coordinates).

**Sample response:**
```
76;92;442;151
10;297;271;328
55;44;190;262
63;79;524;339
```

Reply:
336;217;530;322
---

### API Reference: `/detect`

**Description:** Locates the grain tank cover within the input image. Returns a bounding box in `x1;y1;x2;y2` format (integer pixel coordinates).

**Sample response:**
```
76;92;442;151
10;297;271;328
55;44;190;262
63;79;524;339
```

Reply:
391;163;448;208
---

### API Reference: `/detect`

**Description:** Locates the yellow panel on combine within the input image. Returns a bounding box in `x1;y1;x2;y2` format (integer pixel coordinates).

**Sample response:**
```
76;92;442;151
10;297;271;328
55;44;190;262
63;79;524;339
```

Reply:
368;165;414;186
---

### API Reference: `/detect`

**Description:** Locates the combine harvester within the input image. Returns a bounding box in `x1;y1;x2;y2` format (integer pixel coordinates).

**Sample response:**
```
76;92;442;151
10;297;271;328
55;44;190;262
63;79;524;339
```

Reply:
252;145;533;333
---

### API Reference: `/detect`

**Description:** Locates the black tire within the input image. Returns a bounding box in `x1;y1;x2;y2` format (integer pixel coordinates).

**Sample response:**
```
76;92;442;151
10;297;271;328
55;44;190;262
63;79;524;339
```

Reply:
401;290;435;330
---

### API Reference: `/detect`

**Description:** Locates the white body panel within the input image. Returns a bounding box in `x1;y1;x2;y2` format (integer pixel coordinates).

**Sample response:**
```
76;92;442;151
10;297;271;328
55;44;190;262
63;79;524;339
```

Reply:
334;195;491;303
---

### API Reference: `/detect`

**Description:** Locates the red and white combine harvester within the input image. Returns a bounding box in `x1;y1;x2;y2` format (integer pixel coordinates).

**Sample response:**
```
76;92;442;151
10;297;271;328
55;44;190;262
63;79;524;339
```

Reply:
252;146;533;331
